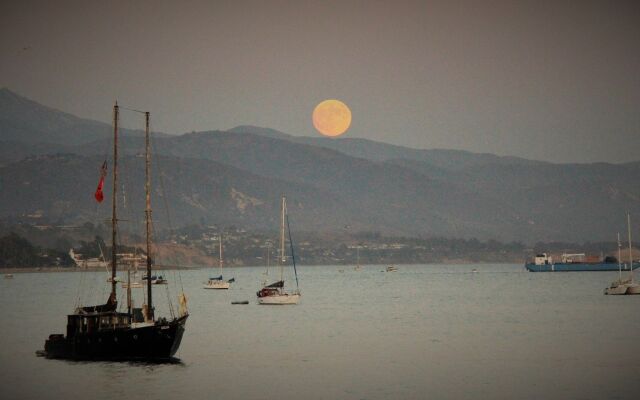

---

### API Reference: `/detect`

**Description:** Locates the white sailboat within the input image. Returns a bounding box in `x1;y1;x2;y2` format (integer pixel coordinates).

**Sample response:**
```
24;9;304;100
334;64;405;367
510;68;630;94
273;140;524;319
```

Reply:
605;213;640;295
257;196;301;305
203;233;233;289
604;233;628;295
121;253;143;289
354;245;361;271
623;213;640;294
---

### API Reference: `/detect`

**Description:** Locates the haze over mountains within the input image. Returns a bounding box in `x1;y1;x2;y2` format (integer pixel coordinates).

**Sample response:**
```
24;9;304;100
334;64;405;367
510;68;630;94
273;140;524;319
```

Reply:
1;88;638;243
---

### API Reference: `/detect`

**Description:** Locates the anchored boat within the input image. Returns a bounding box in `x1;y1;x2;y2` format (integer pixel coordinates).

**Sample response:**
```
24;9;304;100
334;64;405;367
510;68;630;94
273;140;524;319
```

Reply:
525;252;639;272
41;103;188;361
257;196;301;305
203;233;234;289
605;214;640;295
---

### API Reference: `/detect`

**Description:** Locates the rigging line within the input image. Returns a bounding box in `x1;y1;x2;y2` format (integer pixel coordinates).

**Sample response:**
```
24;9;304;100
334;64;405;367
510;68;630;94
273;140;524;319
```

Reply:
93;106;110;217
286;212;300;290
81;256;101;310
118;106;151;272
121;111;148;230
92;273;102;307
150;211;177;313
86;271;104;311
149;212;172;300
85;106;111;305
72;246;87;308
119;106;148;115
143;122;179;314
163;219;181;307
117;290;125;312
74;263;85;309
147;124;179;311
151;130;185;295
119;158;141;234
100;271;107;305
165;284;175;319
117;154;145;296
117;106;149;261
79;163;109;308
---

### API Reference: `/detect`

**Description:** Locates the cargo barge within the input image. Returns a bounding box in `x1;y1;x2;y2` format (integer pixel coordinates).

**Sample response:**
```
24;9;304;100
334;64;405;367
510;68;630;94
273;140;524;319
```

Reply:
525;253;640;272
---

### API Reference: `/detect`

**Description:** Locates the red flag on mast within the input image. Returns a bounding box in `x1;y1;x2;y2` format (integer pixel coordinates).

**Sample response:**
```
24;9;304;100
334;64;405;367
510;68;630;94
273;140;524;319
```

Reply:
94;161;107;203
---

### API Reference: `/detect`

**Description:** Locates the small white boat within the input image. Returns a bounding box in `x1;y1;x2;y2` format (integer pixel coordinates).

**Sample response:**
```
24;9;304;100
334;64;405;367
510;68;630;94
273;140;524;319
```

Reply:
122;281;143;289
258;291;301;305
142;274;167;284
4;273;14;279
203;233;233;289
605;214;640;295
605;278;633;295
204;277;230;290
386;265;398;272
354;245;361;271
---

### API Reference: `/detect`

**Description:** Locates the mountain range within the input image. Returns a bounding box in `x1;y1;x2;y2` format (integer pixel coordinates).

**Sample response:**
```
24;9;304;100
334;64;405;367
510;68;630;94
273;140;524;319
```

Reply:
1;87;638;243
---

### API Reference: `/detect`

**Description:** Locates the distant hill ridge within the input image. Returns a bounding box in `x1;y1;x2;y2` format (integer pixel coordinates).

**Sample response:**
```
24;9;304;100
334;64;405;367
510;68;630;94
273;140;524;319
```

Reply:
1;88;639;243
0;87;111;145
227;124;544;170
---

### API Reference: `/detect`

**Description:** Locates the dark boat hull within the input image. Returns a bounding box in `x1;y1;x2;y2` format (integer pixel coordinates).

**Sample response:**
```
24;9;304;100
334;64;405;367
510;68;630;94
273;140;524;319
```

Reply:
43;315;187;361
525;262;640;272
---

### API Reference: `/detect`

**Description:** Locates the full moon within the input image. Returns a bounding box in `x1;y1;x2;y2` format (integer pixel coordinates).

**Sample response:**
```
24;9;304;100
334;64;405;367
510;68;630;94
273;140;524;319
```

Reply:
312;99;352;137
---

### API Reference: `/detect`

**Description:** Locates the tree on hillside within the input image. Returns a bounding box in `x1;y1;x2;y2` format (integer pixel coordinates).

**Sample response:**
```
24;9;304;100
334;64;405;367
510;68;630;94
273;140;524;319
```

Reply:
0;232;43;267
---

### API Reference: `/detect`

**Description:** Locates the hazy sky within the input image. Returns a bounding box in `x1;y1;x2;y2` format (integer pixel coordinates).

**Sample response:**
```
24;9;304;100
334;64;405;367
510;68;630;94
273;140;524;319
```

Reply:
1;0;639;163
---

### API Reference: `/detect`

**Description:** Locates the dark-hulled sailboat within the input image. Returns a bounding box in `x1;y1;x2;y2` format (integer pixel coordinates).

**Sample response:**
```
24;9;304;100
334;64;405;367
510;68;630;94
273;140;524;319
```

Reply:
256;195;301;305
41;103;188;361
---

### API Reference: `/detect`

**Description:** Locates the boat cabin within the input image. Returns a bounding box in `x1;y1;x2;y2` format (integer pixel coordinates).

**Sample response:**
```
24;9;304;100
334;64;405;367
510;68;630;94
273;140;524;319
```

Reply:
65;309;146;338
534;253;552;265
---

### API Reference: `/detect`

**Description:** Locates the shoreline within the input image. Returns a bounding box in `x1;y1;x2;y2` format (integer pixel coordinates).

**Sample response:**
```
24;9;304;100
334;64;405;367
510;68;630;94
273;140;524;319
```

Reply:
1;261;521;274
1;265;205;274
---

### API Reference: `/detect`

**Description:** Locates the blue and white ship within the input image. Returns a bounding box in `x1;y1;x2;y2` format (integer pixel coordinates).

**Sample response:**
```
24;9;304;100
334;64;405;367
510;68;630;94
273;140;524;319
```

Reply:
525;253;640;272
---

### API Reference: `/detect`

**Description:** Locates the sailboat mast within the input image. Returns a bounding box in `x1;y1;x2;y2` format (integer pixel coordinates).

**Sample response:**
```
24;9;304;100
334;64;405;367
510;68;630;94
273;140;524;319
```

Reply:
127;268;132;315
628;212;633;283
110;102;119;299
280;195;286;283
219;233;223;272
617;233;622;281
145;111;154;321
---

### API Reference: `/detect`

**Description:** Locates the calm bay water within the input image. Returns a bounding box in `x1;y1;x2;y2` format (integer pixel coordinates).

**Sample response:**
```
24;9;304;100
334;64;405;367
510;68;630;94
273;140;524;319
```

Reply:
1;264;640;400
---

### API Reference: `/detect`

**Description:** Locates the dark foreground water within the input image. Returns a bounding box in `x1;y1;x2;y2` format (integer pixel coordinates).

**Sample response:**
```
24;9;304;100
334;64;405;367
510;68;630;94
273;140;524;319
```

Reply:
1;264;640;400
